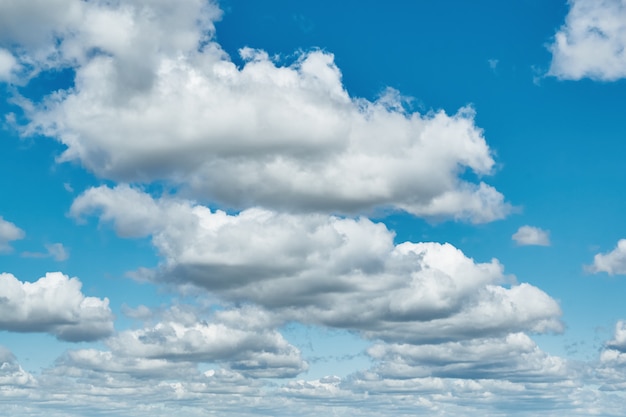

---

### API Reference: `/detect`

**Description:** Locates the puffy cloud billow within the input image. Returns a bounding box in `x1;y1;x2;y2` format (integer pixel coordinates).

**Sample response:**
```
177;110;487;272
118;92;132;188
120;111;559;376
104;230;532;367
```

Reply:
549;0;626;81
0;272;114;341
2;0;509;222
71;185;562;343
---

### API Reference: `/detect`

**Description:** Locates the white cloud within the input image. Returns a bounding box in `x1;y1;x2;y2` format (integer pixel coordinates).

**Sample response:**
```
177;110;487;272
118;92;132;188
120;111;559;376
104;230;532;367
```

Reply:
588;239;626;275
45;243;69;261
0;346;37;387
548;0;626;81
0;272;113;341
21;243;70;261
3;0;510;222
104;305;307;378
512;225;551;246
71;185;562;343
0;48;17;81
366;333;569;382
0;216;25;253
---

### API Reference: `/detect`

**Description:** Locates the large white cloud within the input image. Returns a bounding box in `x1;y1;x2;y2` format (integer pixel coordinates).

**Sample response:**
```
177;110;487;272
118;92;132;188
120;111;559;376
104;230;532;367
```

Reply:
0;272;114;341
3;0;510;222
71;185;562;343
549;0;626;81
588;239;626;275
0;216;25;253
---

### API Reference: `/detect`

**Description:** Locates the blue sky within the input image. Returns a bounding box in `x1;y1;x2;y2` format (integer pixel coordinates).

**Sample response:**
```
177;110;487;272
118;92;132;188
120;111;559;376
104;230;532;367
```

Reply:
1;0;626;415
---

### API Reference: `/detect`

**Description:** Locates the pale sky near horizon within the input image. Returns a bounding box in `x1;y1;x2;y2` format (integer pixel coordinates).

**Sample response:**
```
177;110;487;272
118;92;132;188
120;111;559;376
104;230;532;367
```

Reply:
2;0;626;416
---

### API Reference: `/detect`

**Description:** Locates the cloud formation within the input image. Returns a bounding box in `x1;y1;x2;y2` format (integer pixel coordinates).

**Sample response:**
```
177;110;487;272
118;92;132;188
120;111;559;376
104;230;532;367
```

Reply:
0;272;114;341
549;0;626;81
71;185;562;343
588;239;626;275
4;0;509;222
0;216;24;253
512;225;551;246
103;305;307;378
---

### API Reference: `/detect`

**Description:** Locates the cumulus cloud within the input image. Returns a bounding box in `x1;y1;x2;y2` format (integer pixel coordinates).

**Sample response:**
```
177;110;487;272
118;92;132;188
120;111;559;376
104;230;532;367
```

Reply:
0;272;113;341
0;346;37;387
104;305;307;378
0;216;25;253
512;225;550;246
367;333;569;382
71;185;562;343
2;0;510;222
588;239;626;275
548;0;626;81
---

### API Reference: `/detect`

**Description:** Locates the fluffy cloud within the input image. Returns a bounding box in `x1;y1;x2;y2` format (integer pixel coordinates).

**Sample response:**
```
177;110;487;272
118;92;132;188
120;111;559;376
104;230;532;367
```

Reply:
0;346;36;387
366;333;569;382
512;225;550;246
596;321;626;392
103;306;307;378
588;239;626;275
72;185;562;343
549;0;626;81
3;0;510;222
0;272;113;341
0;216;25;253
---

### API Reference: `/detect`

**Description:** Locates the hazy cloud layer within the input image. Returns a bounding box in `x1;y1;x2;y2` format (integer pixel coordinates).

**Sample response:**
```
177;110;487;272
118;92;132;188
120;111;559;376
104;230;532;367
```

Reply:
549;0;626;81
72;185;562;343
4;0;509;222
0;272;113;341
588;239;626;275
0;337;621;417
0;217;24;253
512;225;551;246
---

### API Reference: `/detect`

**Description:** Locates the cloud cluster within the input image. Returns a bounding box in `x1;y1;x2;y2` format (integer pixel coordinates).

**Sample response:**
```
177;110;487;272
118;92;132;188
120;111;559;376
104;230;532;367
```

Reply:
549;0;626;81
0;217;24;253
72;185;562;343
3;0;509;222
512;225;550;246
103;306;307;378
0;272;113;341
588;239;626;275
0;346;36;388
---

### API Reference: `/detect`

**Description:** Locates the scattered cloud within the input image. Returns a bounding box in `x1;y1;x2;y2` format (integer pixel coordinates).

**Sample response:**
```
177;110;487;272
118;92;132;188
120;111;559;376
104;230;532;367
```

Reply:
588;239;626;275
512;225;551;246
5;0;509;222
548;0;626;81
0;48;17;81
21;243;69;261
45;243;69;261
0;272;113;341
0;216;25;253
71;185;563;343
0;346;37;387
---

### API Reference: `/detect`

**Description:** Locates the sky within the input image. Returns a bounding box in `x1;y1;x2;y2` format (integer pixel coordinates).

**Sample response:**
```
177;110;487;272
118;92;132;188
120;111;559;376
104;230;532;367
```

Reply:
1;0;626;415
